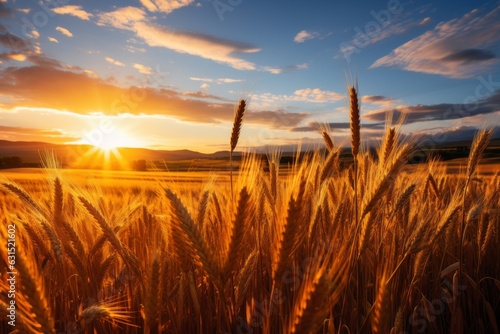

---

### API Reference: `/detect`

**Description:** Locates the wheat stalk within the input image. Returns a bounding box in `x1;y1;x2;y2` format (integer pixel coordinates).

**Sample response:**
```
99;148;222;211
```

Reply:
230;99;246;201
322;131;334;152
165;188;221;281
223;187;250;281
349;86;360;157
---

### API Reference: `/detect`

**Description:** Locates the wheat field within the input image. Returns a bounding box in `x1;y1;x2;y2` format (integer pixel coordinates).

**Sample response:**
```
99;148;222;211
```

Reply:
1;87;499;334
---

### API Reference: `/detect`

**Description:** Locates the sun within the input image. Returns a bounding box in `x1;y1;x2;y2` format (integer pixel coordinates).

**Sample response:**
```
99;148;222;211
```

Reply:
91;130;139;151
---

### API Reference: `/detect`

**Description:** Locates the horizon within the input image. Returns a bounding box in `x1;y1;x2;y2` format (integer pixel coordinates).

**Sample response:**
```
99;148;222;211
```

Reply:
0;0;499;153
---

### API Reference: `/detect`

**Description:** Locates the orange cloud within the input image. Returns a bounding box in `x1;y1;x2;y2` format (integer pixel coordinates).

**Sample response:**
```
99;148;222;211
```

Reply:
0;125;78;143
0;66;307;128
98;7;260;70
139;0;194;14
105;57;125;66
56;26;73;37
52;5;92;20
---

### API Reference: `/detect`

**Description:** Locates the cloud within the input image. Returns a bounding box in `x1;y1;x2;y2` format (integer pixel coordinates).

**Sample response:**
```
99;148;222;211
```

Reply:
98;6;260;70
441;49;495;63
419;17;432;25
105;57;125;66
139;0;195;14
98;6;146;30
415;125;500;144
134;22;260;70
294;30;318;43
0;30;30;50
52;5;92;20
370;6;500;78
362;95;397;106
182;91;228;101
363;89;500;123
339;10;433;59
48;37;59;43
190;77;243;84
291;121;384;133
0;125;78;143
0;65;307;129
246;110;310;128
200;83;209;90
133;63;152;74
56;26;73;37
293;88;344;103
30;30;40;39
1;53;27;62
252;88;344;110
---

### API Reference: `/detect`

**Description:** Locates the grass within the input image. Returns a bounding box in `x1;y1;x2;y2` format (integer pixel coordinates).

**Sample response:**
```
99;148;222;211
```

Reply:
0;88;499;333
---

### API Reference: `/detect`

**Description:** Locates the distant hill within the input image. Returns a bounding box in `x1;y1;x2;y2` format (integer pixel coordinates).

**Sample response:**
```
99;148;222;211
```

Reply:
0;140;238;168
0;136;499;169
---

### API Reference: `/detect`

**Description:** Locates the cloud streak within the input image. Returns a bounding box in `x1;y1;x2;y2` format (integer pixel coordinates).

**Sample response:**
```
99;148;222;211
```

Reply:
139;0;194;14
0;125;78;143
52;5;93;20
294;30;318;43
98;6;261;70
363;90;500;123
371;6;500;78
56;26;73;37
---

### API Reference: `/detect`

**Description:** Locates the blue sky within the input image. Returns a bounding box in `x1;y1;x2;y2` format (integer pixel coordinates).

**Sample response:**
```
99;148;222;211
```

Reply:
0;0;499;152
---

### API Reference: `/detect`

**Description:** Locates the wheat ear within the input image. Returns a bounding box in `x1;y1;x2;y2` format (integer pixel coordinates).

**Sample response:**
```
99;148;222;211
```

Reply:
230;99;246;200
322;131;334;152
223;187;250;281
165;188;221;281
349;86;360;157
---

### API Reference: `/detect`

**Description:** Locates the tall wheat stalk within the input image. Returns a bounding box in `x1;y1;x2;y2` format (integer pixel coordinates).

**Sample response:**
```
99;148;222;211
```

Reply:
349;84;362;328
230;100;246;201
460;129;492;285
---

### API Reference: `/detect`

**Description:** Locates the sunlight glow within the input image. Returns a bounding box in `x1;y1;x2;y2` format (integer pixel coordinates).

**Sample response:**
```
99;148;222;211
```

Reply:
86;129;141;151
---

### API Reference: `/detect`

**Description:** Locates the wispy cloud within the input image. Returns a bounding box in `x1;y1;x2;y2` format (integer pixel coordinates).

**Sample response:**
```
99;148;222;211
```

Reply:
52;5;93;20
362;95;398;107
246;110;310;128
294;30;318;43
338;7;433;59
56;26;73;37
133;63;152;75
363;90;500;123
105;57;125;66
370;6;500;78
413;125;500;143
291;121;384;132
98;6;260;70
135;22;260;70
293;88;344;103
190;77;243;84
0;125;78;143
253;88;344;110
139;0;195;14
48;36;59;43
98;6;146;29
1;53;27;62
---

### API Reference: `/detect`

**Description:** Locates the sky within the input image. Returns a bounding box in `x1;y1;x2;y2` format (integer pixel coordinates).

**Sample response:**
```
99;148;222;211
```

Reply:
0;0;499;153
